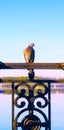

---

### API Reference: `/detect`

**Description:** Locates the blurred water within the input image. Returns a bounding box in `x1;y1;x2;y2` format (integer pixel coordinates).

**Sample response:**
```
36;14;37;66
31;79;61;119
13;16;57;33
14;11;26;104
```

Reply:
0;92;64;130
51;92;64;130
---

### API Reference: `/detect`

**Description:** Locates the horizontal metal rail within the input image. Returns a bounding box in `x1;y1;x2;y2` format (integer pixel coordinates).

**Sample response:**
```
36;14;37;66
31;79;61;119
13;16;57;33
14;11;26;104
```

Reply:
0;62;64;69
0;78;64;83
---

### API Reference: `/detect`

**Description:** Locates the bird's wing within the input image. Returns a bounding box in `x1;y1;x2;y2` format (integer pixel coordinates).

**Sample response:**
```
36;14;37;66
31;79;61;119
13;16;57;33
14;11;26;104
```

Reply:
30;48;35;62
23;47;32;62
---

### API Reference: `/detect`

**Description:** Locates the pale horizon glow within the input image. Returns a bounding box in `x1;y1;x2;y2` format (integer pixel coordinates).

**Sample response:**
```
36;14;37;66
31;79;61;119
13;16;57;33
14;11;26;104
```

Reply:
0;69;64;79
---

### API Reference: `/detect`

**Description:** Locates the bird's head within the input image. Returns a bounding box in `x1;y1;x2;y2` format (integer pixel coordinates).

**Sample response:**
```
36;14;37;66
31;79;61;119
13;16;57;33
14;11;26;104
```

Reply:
28;43;35;48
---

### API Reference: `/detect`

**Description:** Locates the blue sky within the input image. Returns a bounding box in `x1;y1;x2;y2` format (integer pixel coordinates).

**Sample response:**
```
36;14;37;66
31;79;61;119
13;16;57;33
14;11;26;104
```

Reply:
0;0;64;77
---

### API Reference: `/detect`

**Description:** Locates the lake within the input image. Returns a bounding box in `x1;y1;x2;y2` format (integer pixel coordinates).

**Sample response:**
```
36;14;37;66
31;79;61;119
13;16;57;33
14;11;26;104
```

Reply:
0;91;64;130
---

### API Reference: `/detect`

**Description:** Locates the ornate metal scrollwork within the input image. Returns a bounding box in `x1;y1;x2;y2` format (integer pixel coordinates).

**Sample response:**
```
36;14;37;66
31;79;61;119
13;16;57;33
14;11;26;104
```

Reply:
12;79;51;130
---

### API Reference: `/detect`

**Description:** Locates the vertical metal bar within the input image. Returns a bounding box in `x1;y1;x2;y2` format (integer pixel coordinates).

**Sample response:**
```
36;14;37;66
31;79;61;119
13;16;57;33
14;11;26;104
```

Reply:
12;82;14;130
48;82;51;130
29;89;34;115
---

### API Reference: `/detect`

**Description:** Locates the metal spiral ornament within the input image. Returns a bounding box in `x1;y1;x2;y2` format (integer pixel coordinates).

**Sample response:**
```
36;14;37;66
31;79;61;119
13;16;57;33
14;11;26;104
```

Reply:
12;79;51;130
22;115;41;130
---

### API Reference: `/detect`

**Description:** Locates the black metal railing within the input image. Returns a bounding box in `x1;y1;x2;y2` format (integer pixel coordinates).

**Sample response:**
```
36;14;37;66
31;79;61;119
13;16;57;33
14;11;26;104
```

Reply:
11;79;54;130
0;62;64;130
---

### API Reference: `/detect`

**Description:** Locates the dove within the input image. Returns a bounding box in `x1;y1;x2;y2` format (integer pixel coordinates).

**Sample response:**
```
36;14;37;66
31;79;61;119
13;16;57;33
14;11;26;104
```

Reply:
23;43;35;80
23;43;35;63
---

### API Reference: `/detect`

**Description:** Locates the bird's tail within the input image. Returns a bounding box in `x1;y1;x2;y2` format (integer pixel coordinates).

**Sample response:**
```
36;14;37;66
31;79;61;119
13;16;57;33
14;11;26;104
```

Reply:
28;69;35;80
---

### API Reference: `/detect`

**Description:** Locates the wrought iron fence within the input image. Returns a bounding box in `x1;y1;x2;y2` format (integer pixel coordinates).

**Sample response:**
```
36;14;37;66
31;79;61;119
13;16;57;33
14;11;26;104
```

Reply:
11;79;52;130
0;62;64;130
